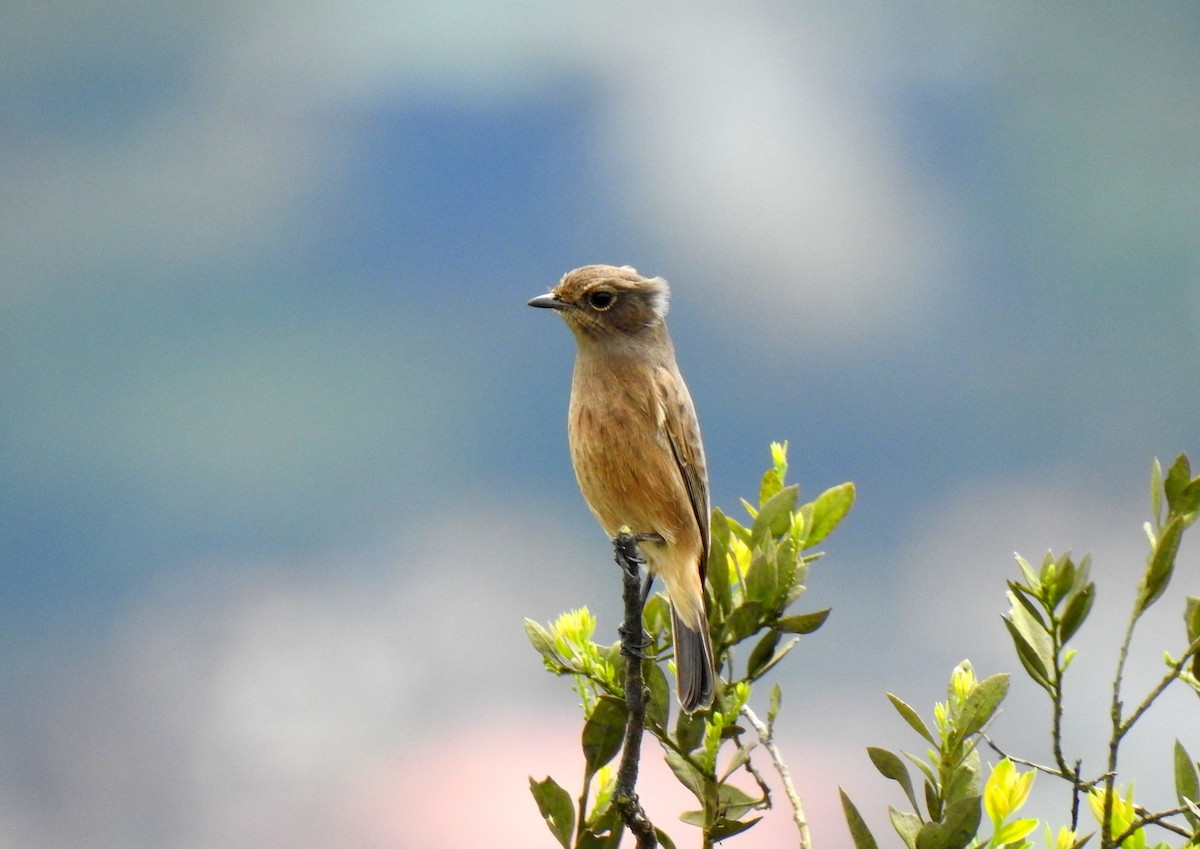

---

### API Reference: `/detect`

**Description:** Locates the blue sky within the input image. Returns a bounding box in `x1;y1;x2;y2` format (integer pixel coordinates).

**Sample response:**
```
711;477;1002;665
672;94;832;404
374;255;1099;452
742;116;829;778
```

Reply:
3;3;1200;847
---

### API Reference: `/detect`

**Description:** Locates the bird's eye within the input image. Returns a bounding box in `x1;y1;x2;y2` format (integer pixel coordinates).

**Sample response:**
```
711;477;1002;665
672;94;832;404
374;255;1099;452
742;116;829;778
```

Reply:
587;290;616;311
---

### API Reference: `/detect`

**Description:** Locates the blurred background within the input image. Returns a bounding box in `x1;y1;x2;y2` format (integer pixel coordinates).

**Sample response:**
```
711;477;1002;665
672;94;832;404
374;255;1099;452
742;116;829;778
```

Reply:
3;3;1199;847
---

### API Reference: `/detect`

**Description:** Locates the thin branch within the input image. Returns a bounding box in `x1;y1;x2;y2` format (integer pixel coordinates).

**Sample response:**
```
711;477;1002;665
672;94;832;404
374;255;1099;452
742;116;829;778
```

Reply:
1111;805;1194;844
1070;759;1083;832
982;734;1071;781
1048;613;1072;777
1103;602;1141;848
741;704;811;849
1118;635;1200;737
612;530;658;849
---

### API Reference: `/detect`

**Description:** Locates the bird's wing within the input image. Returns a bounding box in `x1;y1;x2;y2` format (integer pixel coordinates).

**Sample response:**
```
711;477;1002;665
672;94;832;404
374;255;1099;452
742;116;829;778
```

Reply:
654;365;710;581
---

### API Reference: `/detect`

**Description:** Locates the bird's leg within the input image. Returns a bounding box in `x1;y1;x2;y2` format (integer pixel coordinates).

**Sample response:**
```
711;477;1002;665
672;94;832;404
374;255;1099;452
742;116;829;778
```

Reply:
632;531;662;611
613;529;663;659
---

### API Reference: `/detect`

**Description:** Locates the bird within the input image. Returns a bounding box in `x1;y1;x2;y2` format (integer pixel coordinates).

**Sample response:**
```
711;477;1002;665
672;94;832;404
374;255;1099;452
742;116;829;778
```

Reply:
528;264;715;712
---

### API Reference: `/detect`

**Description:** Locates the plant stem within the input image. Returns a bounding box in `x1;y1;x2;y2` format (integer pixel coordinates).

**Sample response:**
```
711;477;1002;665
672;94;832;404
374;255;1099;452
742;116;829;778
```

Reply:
1118;635;1200;737
1048;615;1071;777
742;704;811;849
1103;603;1141;848
612;530;658;849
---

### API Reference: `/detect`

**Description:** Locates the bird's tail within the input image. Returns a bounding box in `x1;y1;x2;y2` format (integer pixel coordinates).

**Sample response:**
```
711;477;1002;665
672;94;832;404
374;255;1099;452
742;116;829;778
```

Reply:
671;603;715;713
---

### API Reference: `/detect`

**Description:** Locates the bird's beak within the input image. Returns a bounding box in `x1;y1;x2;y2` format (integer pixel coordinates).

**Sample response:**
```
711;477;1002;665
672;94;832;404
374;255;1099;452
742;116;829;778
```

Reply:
527;293;568;310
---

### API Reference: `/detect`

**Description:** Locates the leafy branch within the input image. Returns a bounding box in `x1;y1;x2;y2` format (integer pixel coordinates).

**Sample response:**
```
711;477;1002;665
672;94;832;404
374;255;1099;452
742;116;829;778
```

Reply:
842;453;1200;849
527;442;854;847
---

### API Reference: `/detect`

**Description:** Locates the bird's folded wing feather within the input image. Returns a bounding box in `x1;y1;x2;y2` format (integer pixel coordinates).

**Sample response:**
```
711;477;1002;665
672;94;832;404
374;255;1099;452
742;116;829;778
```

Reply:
654;366;710;581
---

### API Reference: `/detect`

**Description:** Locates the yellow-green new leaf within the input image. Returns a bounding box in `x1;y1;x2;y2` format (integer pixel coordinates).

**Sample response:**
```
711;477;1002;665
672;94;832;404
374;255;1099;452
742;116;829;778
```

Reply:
808;482;856;547
751;484;799;545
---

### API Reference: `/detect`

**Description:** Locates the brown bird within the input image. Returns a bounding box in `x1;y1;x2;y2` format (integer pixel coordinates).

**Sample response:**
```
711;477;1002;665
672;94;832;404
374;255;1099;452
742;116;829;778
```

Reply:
528;264;716;712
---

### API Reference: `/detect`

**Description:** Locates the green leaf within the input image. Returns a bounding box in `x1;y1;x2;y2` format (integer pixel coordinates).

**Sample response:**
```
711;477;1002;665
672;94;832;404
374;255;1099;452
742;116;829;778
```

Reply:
915;795;981;849
524;619;561;665
662;744;707;803
778;607;831;634
1175;479;1200;519
955;673;1009;738
1186;597;1200;679
578;807;623;849
707;509;733;614
942;748;981;804
1165;454;1193;512
720;742;756;782
887;693;936;745
642;593;672;644
992;817;1038;845
744;538;779;605
889;807;923;849
654;827;678;849
924;779;940;821
1007;582;1048;629
905;751;938;788
725;513;752;545
721;601;765;645
1151;457;1164;527
1013;553;1040;589
888;805;921;849
675;710;706;755
1003;613;1051;695
768;682;782;725
868;746;919;810
1137;514;1185;615
1187;597;1200;643
1047;553;1077;609
1007;591;1054;667
760;466;784;506
747;636;799;681
708;816;762;841
1176;740;1200;827
747;629;781;679
840;789;883;849
1059;582;1095;643
644;658;671;731
582;696;628;777
529;775;575;849
751;485;799;546
807;482;856;547
718;781;760;813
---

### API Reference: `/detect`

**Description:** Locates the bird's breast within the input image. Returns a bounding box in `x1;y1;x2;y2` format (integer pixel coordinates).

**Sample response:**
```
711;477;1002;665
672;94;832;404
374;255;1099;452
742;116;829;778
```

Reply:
566;358;688;546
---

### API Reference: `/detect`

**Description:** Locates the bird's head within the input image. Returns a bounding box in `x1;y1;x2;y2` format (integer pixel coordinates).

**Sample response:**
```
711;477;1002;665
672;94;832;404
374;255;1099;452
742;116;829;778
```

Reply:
528;265;670;345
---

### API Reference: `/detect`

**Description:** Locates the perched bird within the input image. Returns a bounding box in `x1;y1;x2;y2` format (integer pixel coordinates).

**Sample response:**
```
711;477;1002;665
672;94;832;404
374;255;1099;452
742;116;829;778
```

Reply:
528;265;715;712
